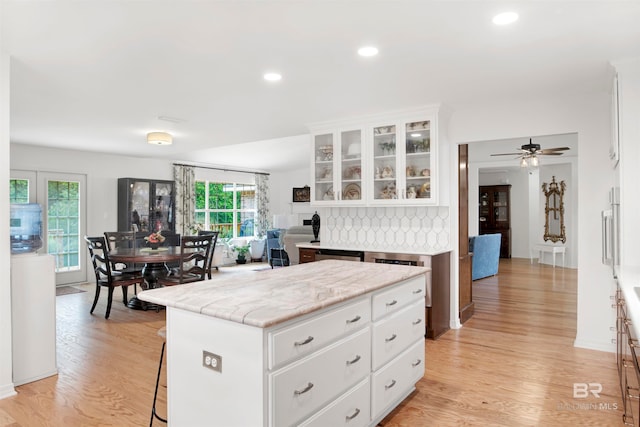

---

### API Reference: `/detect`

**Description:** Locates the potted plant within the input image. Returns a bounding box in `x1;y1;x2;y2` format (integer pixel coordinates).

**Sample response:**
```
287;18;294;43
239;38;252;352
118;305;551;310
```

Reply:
231;244;250;264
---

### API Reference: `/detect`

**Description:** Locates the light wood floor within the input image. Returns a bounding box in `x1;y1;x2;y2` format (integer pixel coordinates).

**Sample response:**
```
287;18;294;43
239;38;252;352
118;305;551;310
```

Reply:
0;259;622;426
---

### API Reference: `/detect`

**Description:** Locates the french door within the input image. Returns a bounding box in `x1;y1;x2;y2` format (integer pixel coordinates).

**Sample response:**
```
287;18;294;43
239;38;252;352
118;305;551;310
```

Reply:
37;172;87;285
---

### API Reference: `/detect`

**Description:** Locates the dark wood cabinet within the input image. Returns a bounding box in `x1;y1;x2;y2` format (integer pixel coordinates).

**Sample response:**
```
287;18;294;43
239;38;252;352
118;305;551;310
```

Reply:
118;178;175;233
479;184;511;258
298;247;316;264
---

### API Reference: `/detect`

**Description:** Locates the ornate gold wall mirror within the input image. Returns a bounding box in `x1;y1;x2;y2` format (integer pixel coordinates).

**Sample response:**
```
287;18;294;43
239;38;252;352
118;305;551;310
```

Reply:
542;176;566;243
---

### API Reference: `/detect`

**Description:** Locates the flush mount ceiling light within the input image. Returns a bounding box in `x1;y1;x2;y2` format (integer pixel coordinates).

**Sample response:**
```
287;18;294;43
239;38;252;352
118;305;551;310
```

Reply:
263;72;282;82
147;131;172;146
492;11;519;25
358;46;379;57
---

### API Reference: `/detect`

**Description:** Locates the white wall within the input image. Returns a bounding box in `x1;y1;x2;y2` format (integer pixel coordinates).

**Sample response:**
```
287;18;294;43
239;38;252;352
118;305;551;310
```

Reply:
269;167;315;226
1;37;17;398
449;89;615;352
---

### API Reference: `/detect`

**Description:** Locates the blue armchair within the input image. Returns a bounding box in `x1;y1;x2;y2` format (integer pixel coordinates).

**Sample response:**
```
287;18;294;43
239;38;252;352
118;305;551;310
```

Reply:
266;229;289;268
469;233;502;280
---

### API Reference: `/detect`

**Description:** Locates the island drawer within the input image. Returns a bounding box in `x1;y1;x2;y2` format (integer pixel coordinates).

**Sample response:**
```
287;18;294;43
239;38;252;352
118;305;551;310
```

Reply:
270;327;371;427
371;339;425;419
372;275;425;320
372;299;425;370
268;297;370;369
298;377;370;427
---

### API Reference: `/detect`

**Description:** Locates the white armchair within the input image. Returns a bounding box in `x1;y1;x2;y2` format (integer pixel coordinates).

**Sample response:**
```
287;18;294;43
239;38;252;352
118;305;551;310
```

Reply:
282;225;315;265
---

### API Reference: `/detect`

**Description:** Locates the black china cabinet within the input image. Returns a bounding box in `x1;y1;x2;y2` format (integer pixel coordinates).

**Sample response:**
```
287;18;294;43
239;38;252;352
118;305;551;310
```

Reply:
117;178;175;233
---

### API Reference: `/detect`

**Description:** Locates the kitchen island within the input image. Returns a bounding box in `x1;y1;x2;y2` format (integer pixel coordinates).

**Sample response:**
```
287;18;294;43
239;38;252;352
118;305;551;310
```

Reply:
139;260;429;427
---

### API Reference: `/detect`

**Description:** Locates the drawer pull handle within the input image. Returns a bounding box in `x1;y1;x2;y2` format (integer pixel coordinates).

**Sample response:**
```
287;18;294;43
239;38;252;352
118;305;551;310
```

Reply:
386;299;398;307
412;359;422;367
294;382;314;396
346;315;361;324
294;336;314;346
413;318;422;325
385;379;397;390
385;334;397;342
345;408;361;421
346;355;361;366
412;288;423;294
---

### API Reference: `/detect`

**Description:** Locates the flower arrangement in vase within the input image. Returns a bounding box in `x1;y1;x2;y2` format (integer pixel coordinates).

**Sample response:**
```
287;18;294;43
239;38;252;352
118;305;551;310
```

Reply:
144;231;165;249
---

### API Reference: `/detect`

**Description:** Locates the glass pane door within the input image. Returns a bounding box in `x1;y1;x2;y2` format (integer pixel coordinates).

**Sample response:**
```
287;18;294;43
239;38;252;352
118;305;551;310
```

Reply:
340;129;362;201
313;133;335;202
404;120;431;200
39;172;87;285
372;124;397;200
130;181;150;232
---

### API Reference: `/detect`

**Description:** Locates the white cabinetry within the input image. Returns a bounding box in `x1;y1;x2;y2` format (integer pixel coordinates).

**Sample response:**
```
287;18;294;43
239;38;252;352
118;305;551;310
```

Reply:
309;105;443;206
166;276;425;426
311;128;364;205
11;254;57;386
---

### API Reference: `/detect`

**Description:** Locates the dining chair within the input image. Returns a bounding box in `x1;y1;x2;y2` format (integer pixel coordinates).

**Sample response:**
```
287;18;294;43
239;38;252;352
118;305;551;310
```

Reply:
157;235;213;286
197;230;220;279
104;231;143;274
85;236;145;319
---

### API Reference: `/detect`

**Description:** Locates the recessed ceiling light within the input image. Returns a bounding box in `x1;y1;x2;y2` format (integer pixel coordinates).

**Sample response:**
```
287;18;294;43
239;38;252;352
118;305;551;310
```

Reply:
263;72;282;82
493;12;519;26
358;46;379;57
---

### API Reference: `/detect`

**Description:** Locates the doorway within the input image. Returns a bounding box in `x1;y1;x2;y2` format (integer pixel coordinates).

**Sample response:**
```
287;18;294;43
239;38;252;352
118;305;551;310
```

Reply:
37;172;87;285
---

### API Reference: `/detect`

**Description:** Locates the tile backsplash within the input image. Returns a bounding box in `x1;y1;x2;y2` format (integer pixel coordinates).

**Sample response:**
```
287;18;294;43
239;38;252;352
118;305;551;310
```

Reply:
319;206;450;253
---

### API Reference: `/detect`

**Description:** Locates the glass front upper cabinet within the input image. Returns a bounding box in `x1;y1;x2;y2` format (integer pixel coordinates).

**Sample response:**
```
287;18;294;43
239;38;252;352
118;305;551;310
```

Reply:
312;129;363;205
312;133;335;203
403;120;432;202
370;117;434;204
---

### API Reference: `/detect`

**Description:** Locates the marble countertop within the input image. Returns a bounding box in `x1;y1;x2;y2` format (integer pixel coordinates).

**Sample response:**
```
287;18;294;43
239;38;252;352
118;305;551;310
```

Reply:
296;242;451;256
617;266;640;338
138;260;429;328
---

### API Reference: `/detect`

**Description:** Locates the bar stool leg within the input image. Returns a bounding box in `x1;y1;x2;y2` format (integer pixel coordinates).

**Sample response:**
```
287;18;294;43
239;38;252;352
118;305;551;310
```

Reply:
150;341;167;426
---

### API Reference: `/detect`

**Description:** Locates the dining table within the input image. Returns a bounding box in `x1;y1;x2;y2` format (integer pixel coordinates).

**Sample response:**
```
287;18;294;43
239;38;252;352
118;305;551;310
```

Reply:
108;246;183;310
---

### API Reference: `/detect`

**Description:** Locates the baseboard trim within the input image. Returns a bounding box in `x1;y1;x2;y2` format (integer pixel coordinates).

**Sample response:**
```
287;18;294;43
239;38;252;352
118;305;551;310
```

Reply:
0;383;17;400
573;337;615;353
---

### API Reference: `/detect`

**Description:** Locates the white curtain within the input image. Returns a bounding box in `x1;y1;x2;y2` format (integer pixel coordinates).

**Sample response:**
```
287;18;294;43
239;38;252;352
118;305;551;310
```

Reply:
173;164;196;236
255;173;270;238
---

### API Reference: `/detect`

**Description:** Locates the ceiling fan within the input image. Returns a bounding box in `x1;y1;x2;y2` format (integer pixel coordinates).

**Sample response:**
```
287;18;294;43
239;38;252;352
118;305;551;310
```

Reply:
490;138;570;167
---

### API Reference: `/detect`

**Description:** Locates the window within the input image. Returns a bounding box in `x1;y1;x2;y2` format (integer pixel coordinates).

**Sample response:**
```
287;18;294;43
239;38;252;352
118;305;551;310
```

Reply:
194;181;256;239
9;179;29;204
47;180;81;272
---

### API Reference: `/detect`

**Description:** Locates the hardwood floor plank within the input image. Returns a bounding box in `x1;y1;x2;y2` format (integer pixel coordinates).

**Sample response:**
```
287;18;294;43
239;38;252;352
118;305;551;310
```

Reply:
0;259;622;426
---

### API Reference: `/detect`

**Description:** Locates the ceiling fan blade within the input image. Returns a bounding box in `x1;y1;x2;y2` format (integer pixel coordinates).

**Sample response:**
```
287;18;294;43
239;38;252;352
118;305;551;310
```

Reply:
538;152;564;156
541;146;570;152
490;152;523;156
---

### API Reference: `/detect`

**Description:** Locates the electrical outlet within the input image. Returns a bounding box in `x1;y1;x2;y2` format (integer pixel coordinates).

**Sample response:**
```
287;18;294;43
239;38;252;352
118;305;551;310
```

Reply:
202;350;222;373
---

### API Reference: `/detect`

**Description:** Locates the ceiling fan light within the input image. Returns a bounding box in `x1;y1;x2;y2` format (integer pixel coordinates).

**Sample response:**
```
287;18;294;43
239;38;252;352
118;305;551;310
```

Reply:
531;156;539;167
147;131;172;146
520;157;528;168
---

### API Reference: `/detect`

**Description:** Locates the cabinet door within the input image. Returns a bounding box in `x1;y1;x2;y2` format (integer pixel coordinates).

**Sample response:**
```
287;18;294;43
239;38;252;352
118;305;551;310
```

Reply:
492;187;510;229
338;129;364;203
371;123;399;203
403;119;433;203
151;181;174;232
128;180;151;232
312;133;337;204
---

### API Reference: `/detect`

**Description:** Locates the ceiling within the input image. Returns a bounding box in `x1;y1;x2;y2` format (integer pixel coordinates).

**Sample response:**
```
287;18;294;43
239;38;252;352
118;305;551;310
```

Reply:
3;1;640;172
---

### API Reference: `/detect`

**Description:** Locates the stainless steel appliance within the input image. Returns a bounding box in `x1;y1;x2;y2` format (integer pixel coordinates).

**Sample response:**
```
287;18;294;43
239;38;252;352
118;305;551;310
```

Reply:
314;248;364;262
602;187;620;278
